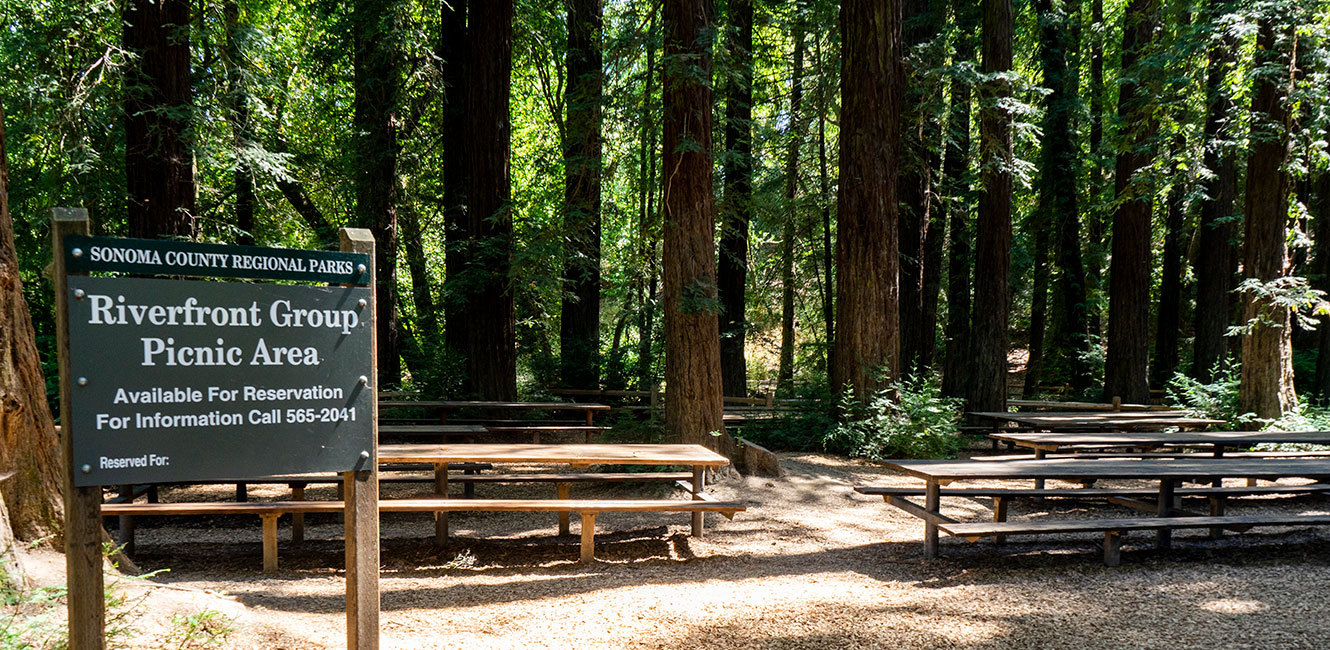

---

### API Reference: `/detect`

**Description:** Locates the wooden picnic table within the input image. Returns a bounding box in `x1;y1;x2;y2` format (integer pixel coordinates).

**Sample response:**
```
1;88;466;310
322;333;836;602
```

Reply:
378;443;731;539
969;410;1225;432
379;400;612;425
989;430;1330;456
882;457;1330;559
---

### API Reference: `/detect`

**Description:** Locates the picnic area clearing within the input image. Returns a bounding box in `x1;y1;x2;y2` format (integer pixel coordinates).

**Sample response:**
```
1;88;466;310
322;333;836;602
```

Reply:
18;451;1330;649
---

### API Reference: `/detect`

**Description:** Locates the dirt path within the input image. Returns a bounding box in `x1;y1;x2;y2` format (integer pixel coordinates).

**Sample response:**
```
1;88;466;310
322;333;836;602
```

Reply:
20;453;1330;649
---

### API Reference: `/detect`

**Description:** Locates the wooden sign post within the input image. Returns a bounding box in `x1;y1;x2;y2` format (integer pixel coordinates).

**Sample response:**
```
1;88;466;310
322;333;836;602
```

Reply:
53;209;380;649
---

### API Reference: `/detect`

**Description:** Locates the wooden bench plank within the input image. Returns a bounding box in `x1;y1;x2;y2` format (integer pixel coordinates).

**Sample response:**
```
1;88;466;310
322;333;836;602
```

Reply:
101;498;745;570
938;513;1330;540
855;484;1330;499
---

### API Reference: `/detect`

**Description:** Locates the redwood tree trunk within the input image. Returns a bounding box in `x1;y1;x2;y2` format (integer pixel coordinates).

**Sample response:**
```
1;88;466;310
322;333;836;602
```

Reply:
1239;16;1297;420
354;0;402;387
1039;0;1092;392
966;0;1013;414
442;0;469;366
1103;0;1159;405
663;0;725;450
833;0;902;403
465;0;517;400
898;0;941;376
1084;0;1107;337
560;0;604;390
124;0;195;239
0;103;64;543
718;0;752;398
1193;0;1238;383
1313;172;1330;399
224;0;254;245
776;24;805;397
941;0;978;398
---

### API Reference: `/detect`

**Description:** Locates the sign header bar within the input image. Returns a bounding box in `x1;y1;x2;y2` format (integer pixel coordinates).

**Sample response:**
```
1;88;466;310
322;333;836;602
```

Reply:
64;235;371;285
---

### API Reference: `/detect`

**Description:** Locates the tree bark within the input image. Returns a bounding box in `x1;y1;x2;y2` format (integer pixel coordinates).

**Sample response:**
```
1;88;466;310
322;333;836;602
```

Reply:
1239;16;1297;420
399;201;438;351
966;0;1013;414
718;0;752;398
833;0;902;403
1023;224;1050;398
1193;0;1239;383
1038;0;1092;392
1103;0;1159;405
124;0;195;239
898;0;941;376
465;0;517;400
941;0;978;398
818;71;835;382
0;103;64;543
663;0;726;452
1084;0;1106;337
1152;135;1185;387
776;24;806;397
560;0;604;390
441;0;470;365
354;0;402;387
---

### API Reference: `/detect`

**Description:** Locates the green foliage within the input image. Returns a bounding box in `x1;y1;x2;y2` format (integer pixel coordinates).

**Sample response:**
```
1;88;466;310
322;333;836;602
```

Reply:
732;383;836;452
1164;359;1250;428
823;374;963;460
163;610;234;649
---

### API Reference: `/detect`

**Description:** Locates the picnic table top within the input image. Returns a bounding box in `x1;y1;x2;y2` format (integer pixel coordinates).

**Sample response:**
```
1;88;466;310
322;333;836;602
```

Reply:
990;430;1330;451
968;411;1225;429
378;400;611;411
377;443;730;467
882;456;1330;482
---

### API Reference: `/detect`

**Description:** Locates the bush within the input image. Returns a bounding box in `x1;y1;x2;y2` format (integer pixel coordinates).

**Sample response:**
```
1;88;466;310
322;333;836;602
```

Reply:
1164;359;1251;428
823;374;963;460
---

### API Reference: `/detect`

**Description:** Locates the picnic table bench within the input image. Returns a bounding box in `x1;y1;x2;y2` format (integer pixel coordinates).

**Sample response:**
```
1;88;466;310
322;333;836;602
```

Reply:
861;457;1330;565
969;411;1225;433
105;443;742;571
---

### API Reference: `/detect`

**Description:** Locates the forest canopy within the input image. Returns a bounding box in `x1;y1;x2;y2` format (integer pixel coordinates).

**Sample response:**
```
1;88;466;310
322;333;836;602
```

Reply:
4;0;1330;432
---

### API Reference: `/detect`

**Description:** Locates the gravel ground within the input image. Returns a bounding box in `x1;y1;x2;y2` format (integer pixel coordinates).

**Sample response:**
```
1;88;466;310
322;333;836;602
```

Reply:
20;452;1330;649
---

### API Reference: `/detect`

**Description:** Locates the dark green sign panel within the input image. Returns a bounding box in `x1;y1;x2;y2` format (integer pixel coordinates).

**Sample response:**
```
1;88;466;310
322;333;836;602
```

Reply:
64;235;370;285
67;276;373;486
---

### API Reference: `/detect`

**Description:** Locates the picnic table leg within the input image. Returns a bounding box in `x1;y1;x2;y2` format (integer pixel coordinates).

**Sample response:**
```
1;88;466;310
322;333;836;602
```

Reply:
261;513;279;573
580;513;597;562
691;467;706;537
924;480;940;559
434;463;450;545
992;496;1009;546
1033;450;1046;491
291;483;306;545
557;483;572;535
1156;479;1175;550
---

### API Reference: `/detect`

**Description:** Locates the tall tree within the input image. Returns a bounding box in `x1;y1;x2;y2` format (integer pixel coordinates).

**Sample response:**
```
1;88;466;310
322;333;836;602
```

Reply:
718;0;753;397
899;0;942;375
465;0;517;400
966;0;1013;414
1103;0;1159;404
834;0;902;402
941;0;979;398
442;0;470;365
0;103;64;543
1028;0;1090;396
354;0;402;386
1084;0;1107;336
636;8;661;394
560;0;605;389
777;21;807;396
223;0;255;245
1193;0;1239;383
1239;14;1298;420
124;0;195;238
663;0;725;449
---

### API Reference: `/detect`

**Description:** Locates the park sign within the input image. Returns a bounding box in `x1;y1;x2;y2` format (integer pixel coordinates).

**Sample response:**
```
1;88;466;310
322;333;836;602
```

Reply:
64;236;374;487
